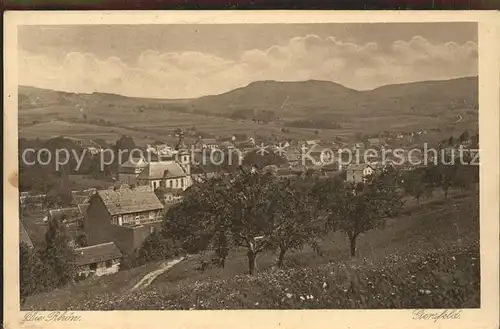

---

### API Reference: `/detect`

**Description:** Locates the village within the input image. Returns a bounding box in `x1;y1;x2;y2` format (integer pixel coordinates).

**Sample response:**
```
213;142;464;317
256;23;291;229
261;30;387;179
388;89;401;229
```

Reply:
19;125;479;280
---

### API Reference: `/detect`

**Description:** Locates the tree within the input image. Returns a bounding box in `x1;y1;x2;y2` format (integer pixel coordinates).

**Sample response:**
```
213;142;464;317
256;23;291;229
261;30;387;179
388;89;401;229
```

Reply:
242;150;288;169
163;169;284;275
20;243;43;304
115;135;136;153
20;243;58;304
470;134;479;149
429;163;456;199
44;184;73;208
41;217;77;287
267;178;324;267
137;232;179;265
453;164;477;196
459;130;470;143
402;170;433;208
314;172;403;257
162;175;233;257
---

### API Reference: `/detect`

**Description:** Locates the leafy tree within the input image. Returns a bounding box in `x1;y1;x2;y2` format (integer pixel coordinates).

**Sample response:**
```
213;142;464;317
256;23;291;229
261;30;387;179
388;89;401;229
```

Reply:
20;243;44;304
115;135;136;153
242;150;288;169
314;173;403;257
453;164;477;196
137;231;180;265
44;184;73;208
163;169;284;275
470;134;479;149
267;178;324;267
41;217;77;287
20;242;59;304
402;170;433;208
162;176;232;256
429;163;456;199
459;130;470;143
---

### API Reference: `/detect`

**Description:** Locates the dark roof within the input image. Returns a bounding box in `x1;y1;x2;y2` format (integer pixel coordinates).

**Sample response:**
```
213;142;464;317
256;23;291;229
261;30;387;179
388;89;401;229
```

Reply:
75;242;122;266
48;207;82;223
138;161;188;180
96;186;163;216
19;221;34;248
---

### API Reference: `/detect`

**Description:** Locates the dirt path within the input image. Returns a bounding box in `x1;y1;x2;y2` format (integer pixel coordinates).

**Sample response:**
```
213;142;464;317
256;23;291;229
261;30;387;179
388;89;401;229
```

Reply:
129;256;185;292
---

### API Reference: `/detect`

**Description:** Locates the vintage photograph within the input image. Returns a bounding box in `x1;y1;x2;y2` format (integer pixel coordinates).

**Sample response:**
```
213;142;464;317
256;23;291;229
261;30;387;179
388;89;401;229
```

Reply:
3;12;499;328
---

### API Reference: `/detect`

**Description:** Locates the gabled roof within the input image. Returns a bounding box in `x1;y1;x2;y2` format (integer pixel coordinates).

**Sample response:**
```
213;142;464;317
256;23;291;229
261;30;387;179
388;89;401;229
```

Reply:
138;161;188;180
74;242;122;266
96;186;163;216
19;221;34;248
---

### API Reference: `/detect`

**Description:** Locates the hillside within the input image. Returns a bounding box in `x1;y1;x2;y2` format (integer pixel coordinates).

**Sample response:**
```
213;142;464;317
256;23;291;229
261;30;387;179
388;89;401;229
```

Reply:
22;192;480;310
18;77;478;143
188;77;478;118
188;80;361;116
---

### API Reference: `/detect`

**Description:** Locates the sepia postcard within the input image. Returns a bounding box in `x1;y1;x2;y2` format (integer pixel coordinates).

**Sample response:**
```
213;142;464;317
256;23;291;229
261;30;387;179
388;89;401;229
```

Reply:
3;10;500;329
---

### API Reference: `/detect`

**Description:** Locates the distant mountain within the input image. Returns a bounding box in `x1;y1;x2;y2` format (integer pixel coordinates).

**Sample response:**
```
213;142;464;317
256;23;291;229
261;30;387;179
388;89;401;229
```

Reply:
187;77;478;118
189;80;360;115
18;76;478;120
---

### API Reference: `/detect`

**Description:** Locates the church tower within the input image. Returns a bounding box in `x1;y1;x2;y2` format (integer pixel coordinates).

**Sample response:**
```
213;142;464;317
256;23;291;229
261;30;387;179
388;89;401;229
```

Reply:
175;130;190;175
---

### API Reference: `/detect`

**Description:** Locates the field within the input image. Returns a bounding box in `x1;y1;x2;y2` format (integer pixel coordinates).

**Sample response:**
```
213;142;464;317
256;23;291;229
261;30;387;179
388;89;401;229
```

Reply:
22;190;480;310
18;77;478;145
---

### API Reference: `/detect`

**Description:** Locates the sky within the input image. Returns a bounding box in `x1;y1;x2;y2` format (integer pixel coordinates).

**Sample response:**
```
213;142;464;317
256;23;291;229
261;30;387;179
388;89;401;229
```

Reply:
18;23;478;99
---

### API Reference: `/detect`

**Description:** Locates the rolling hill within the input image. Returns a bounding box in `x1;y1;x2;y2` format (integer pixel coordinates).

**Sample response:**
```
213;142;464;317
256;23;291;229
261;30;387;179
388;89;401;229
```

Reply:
17;76;478;142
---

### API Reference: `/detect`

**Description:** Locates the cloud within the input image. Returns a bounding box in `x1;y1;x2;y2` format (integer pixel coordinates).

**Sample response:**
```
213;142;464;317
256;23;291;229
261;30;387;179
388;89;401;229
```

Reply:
18;35;477;99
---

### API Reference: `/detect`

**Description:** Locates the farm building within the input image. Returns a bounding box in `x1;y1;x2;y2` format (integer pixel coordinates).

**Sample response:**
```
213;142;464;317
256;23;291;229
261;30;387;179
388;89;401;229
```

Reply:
74;242;122;278
85;185;164;253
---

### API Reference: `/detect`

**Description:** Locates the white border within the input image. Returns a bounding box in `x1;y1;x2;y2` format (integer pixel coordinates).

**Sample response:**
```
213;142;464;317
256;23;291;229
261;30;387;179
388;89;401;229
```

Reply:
3;10;500;329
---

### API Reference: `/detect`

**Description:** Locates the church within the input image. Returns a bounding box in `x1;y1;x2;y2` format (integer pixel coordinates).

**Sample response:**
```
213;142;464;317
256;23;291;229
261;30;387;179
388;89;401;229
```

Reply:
117;132;193;191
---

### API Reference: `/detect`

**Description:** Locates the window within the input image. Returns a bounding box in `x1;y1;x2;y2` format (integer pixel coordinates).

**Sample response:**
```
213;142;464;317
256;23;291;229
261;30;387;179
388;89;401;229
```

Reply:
181;179;185;188
105;260;113;268
150;226;155;234
169;180;173;188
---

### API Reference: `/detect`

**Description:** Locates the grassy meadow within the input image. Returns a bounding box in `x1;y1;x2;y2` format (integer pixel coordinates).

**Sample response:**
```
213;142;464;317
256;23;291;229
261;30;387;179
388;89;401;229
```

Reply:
22;190;480;310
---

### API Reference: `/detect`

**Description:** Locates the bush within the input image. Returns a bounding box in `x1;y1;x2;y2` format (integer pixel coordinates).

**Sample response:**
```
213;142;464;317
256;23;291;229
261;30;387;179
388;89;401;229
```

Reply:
121;233;184;270
20;243;59;305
